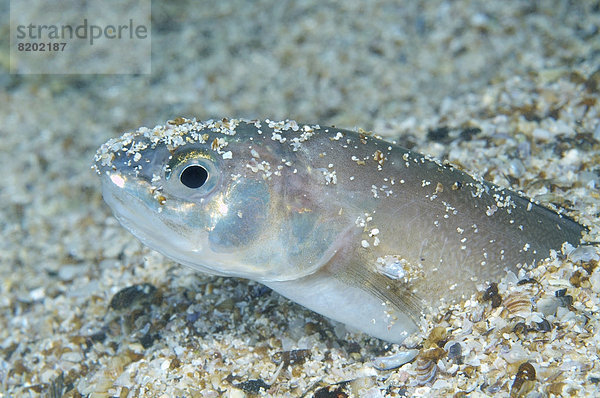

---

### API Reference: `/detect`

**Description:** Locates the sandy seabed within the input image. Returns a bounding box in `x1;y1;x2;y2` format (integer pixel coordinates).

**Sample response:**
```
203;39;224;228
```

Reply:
1;1;600;397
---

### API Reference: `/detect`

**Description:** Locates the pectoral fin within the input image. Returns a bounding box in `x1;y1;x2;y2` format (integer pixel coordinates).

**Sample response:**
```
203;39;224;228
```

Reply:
334;258;424;326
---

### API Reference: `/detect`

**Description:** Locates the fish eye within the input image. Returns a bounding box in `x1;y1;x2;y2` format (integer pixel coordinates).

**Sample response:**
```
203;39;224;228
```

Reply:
164;149;219;200
180;165;208;188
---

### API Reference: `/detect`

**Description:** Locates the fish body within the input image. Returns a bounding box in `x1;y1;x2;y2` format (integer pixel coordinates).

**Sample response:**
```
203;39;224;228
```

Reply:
94;118;584;343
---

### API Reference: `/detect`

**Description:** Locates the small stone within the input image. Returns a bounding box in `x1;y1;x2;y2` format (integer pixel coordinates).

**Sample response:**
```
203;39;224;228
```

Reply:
234;379;270;394
109;283;159;310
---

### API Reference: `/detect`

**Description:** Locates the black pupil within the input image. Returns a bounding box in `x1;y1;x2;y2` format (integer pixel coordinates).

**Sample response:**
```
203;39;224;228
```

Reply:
180;165;208;188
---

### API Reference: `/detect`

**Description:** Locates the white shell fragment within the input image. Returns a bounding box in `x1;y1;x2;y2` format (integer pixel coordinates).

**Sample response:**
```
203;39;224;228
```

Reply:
372;349;419;371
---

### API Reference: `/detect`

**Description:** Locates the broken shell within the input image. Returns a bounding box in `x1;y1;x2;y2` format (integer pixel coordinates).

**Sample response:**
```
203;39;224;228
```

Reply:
414;357;438;386
468;304;484;323
537;296;560;316
503;292;533;317
501;342;529;364
567;245;599;263
569;270;589;288
510;362;536;397
591;270;600;294
424;326;447;348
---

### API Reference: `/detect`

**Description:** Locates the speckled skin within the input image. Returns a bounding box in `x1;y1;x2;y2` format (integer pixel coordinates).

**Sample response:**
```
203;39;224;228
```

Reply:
95;118;584;343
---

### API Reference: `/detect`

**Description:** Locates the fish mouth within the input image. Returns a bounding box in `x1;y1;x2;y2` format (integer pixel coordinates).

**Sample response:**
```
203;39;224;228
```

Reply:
101;174;177;249
99;173;234;277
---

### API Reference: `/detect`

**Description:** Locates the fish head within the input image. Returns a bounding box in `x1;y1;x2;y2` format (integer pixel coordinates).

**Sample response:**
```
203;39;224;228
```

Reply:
94;119;349;281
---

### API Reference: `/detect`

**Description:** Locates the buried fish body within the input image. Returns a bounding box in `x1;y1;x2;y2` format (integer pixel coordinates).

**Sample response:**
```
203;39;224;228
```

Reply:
94;118;584;343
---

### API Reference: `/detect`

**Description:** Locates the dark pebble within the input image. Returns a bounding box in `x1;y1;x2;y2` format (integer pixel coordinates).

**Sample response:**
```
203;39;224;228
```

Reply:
448;342;463;364
109;283;158;310
273;349;311;365
314;385;349;398
140;332;158;349
482;283;499;300
460;127;481;140
235;379;270;393
427;126;450;142
535;319;552;332
517;278;537;286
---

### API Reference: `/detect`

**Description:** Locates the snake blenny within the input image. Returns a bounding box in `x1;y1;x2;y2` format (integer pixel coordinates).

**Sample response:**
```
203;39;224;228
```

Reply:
94;118;584;343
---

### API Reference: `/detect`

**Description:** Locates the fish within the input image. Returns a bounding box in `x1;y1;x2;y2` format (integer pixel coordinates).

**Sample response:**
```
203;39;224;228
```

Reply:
94;118;585;343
